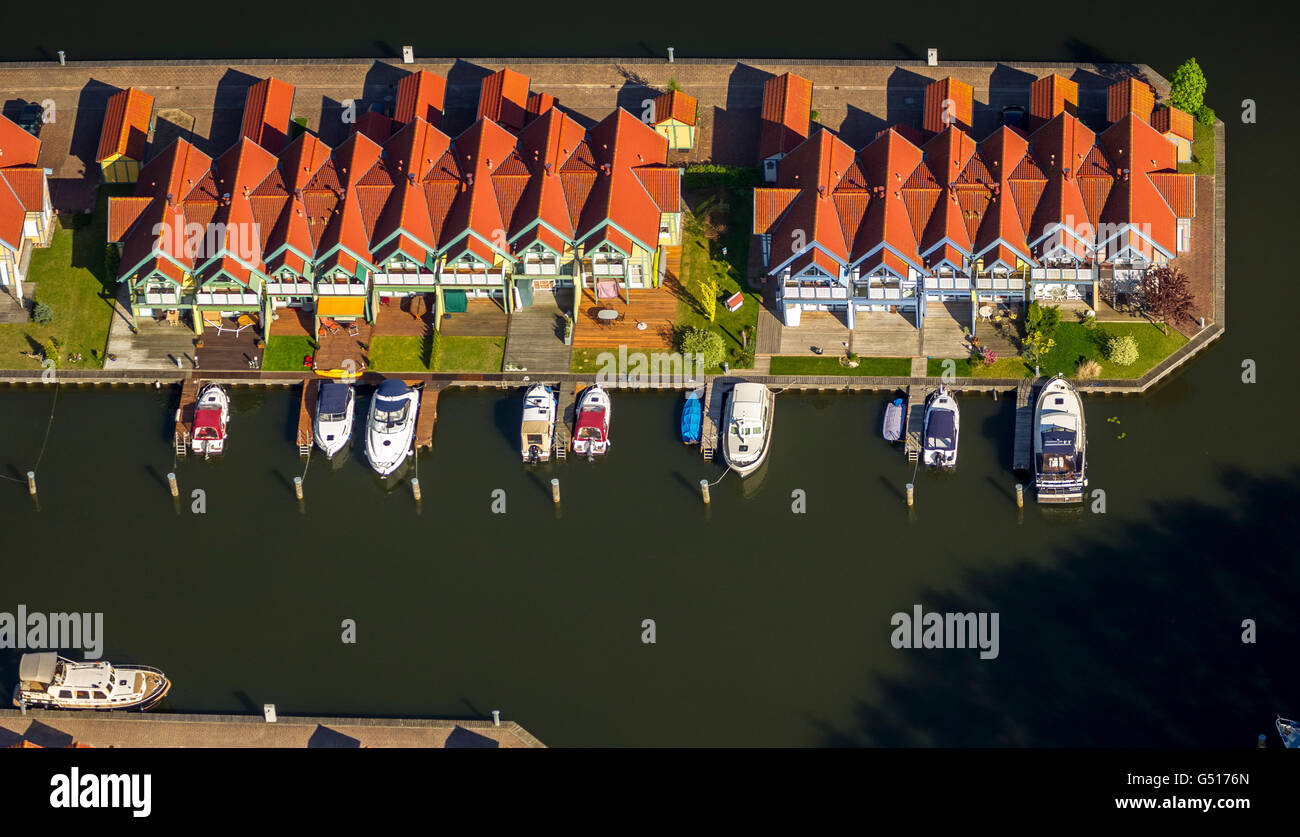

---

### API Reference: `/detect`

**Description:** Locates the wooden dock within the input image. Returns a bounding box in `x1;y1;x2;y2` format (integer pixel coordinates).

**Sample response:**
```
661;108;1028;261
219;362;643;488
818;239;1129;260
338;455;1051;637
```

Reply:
1012;379;1036;473
700;378;722;461
296;378;319;456
555;382;581;459
173;378;201;456
903;384;931;463
414;382;445;451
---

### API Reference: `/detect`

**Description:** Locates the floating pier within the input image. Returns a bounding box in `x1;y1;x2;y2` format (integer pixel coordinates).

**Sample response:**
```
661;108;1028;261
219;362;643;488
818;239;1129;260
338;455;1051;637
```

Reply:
1012;379;1036;473
903;385;932;463
173;378;201;456
556;383;582;459
414;382;444;451
296;378;319;456
700;378;722;462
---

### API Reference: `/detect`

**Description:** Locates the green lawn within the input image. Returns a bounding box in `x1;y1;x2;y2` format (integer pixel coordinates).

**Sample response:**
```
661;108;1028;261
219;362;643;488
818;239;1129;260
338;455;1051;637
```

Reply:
675;175;761;371
1178;120;1215;176
0;188;122;369
1038;321;1187;378
571;346;620;374
369;333;503;373
770;355;911;376
261;335;316;371
926;357;1033;378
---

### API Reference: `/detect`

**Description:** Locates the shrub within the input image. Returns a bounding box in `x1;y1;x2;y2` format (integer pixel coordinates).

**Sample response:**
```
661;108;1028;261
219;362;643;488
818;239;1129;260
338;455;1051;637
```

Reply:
31;301;53;325
1026;301;1061;338
105;244;121;281
682;164;761;191
677;326;726;369
1106;334;1140;366
982;348;999;367
1076;358;1102;380
666;78;681;92
1196;104;1216;127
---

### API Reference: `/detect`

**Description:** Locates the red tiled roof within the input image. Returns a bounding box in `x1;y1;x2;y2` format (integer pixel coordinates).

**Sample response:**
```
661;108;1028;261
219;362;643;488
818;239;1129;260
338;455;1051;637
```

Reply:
1152;106;1194;141
1149;171;1195;218
919;127;977;257
634;166;681;213
512;107;586;241
0;167;45;211
922;77;973;134
855;128;924;266
477;68;531;133
973;127;1033;263
1098;114;1178;255
442;117;524;258
0;113;40;169
759;72;812;161
353;110;394;144
107;195;152;242
1029;74;1078;124
753;187;801;232
1026;112;1095;250
96;87;153;163
0;177;24;251
527;92;556;118
574;109;672;253
1107;77;1155;125
767;128;855;267
395;70;447;128
240;78;295;155
652;90;698;126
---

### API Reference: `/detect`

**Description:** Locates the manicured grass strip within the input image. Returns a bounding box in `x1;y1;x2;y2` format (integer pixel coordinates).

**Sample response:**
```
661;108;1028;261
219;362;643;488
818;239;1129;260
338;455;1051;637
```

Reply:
435;335;503;373
769;356;912;376
369;335;434;371
1178;120;1215;176
1038;322;1187;379
261;335;315;371
925;357;1033;378
571;346;622;374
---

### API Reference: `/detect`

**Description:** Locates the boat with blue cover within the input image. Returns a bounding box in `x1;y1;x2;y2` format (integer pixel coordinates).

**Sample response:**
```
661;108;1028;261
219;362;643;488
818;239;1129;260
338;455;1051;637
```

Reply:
680;389;702;444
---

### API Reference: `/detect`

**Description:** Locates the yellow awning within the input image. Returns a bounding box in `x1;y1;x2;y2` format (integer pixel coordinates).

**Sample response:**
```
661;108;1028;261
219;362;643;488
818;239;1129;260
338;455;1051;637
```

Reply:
317;297;366;317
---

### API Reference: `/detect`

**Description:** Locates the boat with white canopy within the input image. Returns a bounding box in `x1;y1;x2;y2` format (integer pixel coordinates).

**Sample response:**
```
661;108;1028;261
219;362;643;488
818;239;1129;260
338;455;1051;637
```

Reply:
12;652;170;711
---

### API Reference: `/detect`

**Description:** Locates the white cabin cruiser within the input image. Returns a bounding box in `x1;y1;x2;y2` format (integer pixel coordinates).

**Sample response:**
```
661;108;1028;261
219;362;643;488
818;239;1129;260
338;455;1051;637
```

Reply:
315;381;356;459
191;383;230;456
12;652;169;711
1033;374;1087;504
922;387;959;468
1277;716;1300;748
366;379;419;477
520;385;557;463
722;382;774;478
571;385;611;458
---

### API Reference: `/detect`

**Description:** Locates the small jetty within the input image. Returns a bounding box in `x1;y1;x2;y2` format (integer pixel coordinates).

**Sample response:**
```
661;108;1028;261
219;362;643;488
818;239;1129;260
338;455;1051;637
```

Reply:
1012;378;1036;473
555;382;582;460
903;384;932;463
296;378;319;456
0;708;544;748
700;378;722;461
173;378;202;456
414;382;444;451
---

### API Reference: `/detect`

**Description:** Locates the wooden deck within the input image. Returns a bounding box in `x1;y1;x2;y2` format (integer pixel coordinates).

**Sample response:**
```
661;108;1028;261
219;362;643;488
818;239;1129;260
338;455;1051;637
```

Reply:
195;318;263;371
173;378;201;455
297;378;319;455
903;384;932;463
700;378;724;461
573;285;676;350
503;289;571;373
414;382;443;450
373;294;436;337
1012;378;1035;473
555;382;580;458
313;321;371;373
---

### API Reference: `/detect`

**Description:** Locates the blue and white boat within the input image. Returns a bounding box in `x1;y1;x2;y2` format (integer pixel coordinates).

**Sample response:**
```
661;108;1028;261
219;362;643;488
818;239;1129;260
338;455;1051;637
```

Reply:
922;387;959;468
315;381;355;459
365;379;419;477
1278;716;1300;748
680;389;702;444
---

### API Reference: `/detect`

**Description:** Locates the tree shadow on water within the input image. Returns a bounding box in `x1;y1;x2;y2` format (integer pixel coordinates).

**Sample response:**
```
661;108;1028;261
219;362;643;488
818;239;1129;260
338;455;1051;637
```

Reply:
813;466;1300;747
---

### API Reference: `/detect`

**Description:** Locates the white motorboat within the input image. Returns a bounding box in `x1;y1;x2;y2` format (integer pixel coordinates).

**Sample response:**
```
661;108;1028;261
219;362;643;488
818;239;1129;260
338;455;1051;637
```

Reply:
1277;716;1300;748
191;383;230;456
315;381;355;459
571;385;611;458
12;652;170;711
722;382;774;478
365;379;419;477
1034;374;1087;503
922;386;959;468
520;384;557;463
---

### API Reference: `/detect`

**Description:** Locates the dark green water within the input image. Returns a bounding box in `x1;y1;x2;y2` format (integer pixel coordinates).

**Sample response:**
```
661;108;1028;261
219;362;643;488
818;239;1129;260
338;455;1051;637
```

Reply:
4;6;1298;745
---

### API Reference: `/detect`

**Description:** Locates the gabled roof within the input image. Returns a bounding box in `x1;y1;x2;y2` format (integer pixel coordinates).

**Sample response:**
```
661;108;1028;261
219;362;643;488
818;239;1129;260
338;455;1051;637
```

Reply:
0;177;24;252
1026;112;1096;254
441;117;523;259
922;77;973;134
511;107;587;243
477;68;532;133
1029;74;1078;124
0;113;40;169
652;89;698;126
573;109;672;253
854;127;924;267
0;167;45;211
240;77;295;155
353;110;394;144
759;72;812;161
1097;114;1180;256
1152;106;1194;141
765;128;856;268
972;126;1034;264
1106;77;1155;125
395;70;447;128
96;87;153;163
918;127;977;257
107;195;153;242
201;137;280;275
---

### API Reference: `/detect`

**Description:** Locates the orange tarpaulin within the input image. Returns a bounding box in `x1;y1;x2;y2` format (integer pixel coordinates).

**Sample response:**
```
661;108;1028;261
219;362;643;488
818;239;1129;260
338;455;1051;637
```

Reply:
316;297;366;317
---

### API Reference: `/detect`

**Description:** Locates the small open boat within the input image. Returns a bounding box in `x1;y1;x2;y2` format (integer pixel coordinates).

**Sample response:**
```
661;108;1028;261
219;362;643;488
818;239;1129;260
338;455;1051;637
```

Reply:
366;379;419;477
572;385;611;458
1277;716;1300;748
191;383;230;456
722;382;774;478
922;387;959;468
520;384;557;463
680;389;703;444
315;381;355;459
12;652;170;712
882;397;904;442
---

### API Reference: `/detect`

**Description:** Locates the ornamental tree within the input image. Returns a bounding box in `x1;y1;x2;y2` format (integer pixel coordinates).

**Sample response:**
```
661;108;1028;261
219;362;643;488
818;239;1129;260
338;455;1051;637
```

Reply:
1139;265;1197;335
1169;58;1207;114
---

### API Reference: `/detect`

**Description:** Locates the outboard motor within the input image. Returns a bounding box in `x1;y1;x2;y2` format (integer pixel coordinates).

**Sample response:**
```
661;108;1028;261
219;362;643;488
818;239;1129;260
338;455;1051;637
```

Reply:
528;445;541;464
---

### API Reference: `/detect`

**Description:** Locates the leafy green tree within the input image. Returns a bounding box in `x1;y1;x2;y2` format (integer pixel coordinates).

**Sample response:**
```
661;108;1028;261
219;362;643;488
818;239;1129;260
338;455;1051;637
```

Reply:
678;326;726;368
31;301;53;325
1169;58;1207;114
1106;334;1140;366
696;274;719;323
1026;301;1061;338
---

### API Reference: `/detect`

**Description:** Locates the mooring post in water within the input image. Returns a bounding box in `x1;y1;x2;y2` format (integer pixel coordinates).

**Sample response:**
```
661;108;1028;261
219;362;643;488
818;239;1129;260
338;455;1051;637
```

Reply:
1015;483;1024;509
293;476;303;501
699;479;711;504
26;471;36;496
551;478;561;503
1258;734;1267;748
411;477;422;502
492;710;501;727
167;472;179;498
905;483;914;507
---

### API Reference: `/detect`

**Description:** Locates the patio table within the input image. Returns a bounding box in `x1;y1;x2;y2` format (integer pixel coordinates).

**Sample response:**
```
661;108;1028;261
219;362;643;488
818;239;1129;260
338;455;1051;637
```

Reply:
596;308;620;325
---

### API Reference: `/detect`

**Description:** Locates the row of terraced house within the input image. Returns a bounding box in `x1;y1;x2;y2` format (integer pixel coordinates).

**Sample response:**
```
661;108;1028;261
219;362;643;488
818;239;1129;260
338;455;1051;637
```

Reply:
0;115;54;301
754;72;1198;332
104;68;683;335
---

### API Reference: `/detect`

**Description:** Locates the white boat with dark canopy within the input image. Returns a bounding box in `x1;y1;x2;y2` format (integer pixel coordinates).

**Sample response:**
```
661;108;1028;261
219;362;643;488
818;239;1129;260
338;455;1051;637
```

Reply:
922;387;959;468
12;652;170;711
1277;716;1300;748
572;385;612;458
520;384;557;463
722;382;774;478
365;379;419;477
1033;374;1087;504
315;381;355;459
191;383;230;456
